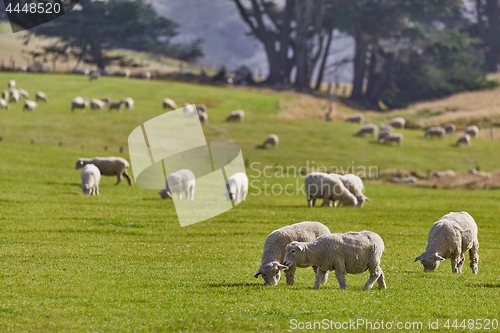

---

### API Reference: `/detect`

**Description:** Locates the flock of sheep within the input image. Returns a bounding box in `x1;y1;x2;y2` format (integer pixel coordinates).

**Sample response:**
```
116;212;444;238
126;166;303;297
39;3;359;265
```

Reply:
0;80;49;112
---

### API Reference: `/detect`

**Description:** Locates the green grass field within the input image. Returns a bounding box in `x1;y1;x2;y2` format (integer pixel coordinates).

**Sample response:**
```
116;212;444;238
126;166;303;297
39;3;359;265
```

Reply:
0;72;499;332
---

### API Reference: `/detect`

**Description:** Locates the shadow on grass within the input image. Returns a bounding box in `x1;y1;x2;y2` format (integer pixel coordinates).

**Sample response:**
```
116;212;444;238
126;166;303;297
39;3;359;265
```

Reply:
208;282;264;288
46;181;81;186
466;283;500;289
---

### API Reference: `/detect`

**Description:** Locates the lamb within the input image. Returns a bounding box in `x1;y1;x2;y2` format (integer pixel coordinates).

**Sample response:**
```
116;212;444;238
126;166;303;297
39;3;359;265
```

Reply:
91;98;107;111
139;71;151;80
468;168;491;178
455;133;471;147
0;99;9;110
18;89;29;99
345;114;364;124
158;169;195;200
262;134;279;148
415;211;479;274
356;124;377;137
226;110;245;122
424;127;445;139
254;221;331;285
75;157;132;186
80;164;101;195
443;123;456;135
283;230;386;290
465;125;479;138
71;97;89;112
162;98;177;110
305;172;358;207
391;176;417;183
379;124;392;132
380;133;403;146
22;100;38;112
35;91;49;102
8;80;15;89
123;97;134;110
225;172;248;203
198;111;208;125
432;170;456;178
378;131;391;141
338;174;370;207
9;89;20;103
389;117;405;128
108;100;124;112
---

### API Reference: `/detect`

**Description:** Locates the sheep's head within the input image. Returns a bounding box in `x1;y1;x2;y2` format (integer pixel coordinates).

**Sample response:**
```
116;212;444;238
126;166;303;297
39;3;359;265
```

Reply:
254;261;288;285
81;184;91;195
158;188;172;199
283;241;306;268
414;252;445;272
75;159;85;170
342;194;358;207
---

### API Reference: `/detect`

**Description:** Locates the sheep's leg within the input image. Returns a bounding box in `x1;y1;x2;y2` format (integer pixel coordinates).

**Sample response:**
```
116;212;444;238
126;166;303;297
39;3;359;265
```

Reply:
189;186;195;200
285;265;297;285
123;171;133;186
333;260;347;290
115;174;122;185
456;253;465;273
450;250;462;273
469;241;479;274
312;266;329;284
321;192;330;207
364;266;384;290
376;269;386;289
314;269;328;289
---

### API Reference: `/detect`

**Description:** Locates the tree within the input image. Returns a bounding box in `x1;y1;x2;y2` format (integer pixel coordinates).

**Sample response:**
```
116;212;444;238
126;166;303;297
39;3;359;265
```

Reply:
469;0;500;72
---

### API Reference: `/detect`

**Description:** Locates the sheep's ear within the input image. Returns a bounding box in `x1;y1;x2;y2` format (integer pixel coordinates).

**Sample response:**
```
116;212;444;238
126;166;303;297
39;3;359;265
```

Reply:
364;196;370;201
414;255;421;262
277;264;289;271
254;270;261;278
297;244;305;251
434;254;445;261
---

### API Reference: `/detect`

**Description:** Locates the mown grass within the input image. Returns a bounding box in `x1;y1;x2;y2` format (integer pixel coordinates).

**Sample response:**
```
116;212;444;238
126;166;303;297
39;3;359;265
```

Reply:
0;72;499;332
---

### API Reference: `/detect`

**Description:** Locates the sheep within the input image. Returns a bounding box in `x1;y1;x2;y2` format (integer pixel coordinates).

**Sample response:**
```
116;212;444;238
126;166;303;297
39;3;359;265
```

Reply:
391;176;417;183
379;124;393;133
71;97;89;112
162;98;177;110
91;98;107;111
283;230;386;290
225;172;248;203
158;169;195;200
0;99;10;110
424;127;446;139
196;104;207;113
1;89;8;100
8;80;15;89
338;174;370;207
108;100;124;112
18;89;29;99
305;172;358;207
380;133;403;146
73;68;89;75
139;71;151;80
80;164;101;195
378;130;391;141
455;133;471;147
75;157;132;186
262;134;279;148
183;104;197;116
432;170;456;178
22;100;38;112
389;117;405;128
198;111;208;125
465;125;479;138
443;123;456;135
100;97;110;105
9;89;20;103
226;110;245;123
35;91;49;102
89;71;101;80
254;221;331;285
114;69;130;78
415;211;479;274
356;124;377;137
345;114;364;124
468;168;491;178
123;97;134;110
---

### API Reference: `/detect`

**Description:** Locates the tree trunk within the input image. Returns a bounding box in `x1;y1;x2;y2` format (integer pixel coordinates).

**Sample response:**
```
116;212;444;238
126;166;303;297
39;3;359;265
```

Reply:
484;0;500;72
350;24;368;101
314;28;334;91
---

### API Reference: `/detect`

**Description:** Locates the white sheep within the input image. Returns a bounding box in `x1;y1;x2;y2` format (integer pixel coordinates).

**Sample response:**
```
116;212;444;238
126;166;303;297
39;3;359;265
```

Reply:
424;127;445;139
91;99;107;111
389;117;405;128
9;89;20;103
283;230;386;290
254;221;331;285
196;104;207;114
468;168;491;178
380;133;403;146
108;100;124;112
1;89;8;100
345;114;364;124
443;123;456;135
455;133;471;147
8;80;15;89
80;164;101;195
18;89;29;99
0;98;10;110
356;124;377;137
262;134;279;148
198;111;208;125
71;97;89;112
22;100;38;112
379;124;393;132
305;172;358;207
75;157;132;186
89;71;101;80
162;98;177;110
139;71;151;80
35;91;49;102
158;169;195;200
391;176;417;183
114;69;130;78
225;172;248;203
465;125;479;138
226;110;245;122
123;97;134;110
378;131;391;141
432;170;456;178
415;211;479;274
73;68;89;75
338;174;370;207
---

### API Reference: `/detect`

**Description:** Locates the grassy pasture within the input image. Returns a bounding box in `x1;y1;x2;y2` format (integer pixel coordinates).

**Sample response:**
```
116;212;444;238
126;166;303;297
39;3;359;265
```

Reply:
0;72;500;332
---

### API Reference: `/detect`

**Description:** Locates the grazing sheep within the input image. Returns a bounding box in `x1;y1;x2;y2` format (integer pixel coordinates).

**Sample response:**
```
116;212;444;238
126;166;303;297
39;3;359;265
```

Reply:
89;71;101;80
100;97;110;105
254;221;331;285
468;168;491;178
9;89;20;103
283;230;386;290
18;89;29;99
378;131;391;141
415;211;479;274
8;80;15;89
305;172;358;207
379;124;393;132
123;97;134;110
2;89;8;100
114;69;130;78
465;125;479;138
345;114;364;124
158;169;195;200
455;133;471;147
356;124;377;137
389;117;405;128
71;97;89;112
432;170;456;178
262;134;279;148
338;174;370;207
139;71;151;80
22;100;38;112
75;157;132;186
108;100;124;112
0;98;10;110
198;111;208;125
80;164;101;195
162;98;177;110
391;176;417;183
443;123;456;135
226;110;245;123
183;104;197;116
91;99;107;111
35;91;49;102
424;127;446;139
196;104;207;113
380;133;404;146
73;68;89;75
225;172;248;203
